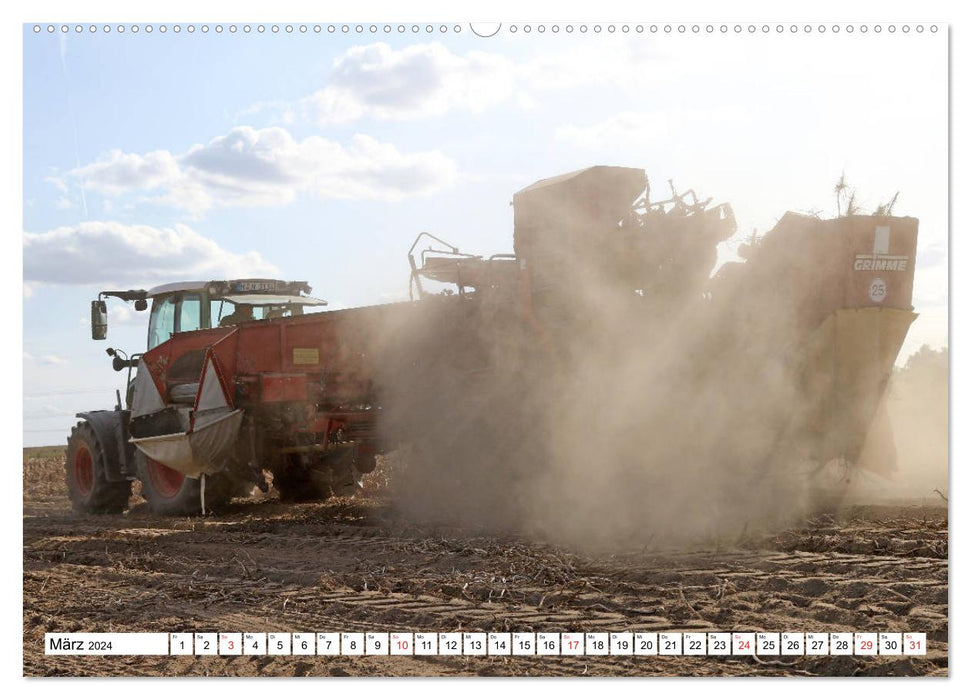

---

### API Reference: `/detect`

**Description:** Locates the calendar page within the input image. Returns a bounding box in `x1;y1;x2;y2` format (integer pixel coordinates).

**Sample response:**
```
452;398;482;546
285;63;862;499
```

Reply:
19;0;949;684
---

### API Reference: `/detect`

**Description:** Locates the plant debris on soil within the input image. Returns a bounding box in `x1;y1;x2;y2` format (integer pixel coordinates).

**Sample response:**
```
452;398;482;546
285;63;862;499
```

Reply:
23;448;948;677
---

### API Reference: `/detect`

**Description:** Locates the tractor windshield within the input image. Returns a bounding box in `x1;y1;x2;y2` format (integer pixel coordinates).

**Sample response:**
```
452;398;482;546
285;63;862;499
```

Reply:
147;296;176;349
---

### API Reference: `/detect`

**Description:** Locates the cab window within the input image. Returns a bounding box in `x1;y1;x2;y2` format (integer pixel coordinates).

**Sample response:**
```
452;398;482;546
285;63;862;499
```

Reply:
263;306;295;320
147;296;176;349
211;299;235;326
178;293;203;333
211;299;269;324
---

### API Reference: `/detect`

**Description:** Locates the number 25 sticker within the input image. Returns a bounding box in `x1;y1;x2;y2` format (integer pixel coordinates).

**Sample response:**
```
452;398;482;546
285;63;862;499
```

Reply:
869;277;888;303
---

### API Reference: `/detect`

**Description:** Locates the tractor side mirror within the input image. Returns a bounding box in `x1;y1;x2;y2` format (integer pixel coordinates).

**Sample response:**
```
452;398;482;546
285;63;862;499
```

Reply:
91;300;107;340
135;298;148;311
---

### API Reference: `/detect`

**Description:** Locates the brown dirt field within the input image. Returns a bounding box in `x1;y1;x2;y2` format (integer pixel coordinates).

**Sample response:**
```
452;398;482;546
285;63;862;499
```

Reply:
23;448;948;677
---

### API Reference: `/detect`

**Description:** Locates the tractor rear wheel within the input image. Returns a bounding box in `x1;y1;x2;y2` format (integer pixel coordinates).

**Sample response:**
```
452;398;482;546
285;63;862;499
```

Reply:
136;453;235;515
65;421;132;514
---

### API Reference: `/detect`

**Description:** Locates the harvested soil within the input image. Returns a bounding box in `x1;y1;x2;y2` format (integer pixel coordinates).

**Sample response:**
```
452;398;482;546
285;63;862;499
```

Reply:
23;449;948;677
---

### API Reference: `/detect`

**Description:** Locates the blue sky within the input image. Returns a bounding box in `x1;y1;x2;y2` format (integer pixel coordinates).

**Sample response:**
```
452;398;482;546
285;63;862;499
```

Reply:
22;24;948;446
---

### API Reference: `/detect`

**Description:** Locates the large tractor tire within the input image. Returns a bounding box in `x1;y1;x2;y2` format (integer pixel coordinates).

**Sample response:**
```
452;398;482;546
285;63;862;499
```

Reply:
65;421;132;514
136;453;235;516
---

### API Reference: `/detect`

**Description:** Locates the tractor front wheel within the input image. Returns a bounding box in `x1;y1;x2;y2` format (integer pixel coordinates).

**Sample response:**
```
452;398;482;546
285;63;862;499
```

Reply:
65;421;132;514
136;453;235;516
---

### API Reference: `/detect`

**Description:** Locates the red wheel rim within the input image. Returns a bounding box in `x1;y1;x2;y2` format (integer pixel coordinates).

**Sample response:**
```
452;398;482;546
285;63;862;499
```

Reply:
74;445;94;495
146;458;185;498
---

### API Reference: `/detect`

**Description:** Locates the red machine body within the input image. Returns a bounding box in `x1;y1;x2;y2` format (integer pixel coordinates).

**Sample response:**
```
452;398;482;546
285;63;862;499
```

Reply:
135;302;421;461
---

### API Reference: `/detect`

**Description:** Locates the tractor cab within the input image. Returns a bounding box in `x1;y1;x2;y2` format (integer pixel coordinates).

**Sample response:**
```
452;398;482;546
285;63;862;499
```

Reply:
91;278;328;349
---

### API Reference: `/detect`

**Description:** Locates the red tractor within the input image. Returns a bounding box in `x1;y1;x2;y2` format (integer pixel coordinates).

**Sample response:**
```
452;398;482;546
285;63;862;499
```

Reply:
67;279;331;514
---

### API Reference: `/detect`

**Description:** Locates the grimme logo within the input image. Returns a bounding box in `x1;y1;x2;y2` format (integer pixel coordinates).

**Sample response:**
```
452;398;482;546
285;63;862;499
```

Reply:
855;257;908;272
854;225;909;272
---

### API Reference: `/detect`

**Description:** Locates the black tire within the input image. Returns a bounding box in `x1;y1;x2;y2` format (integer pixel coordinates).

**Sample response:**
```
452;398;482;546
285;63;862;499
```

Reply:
136;452;236;516
273;455;333;503
273;449;360;502
65;421;132;514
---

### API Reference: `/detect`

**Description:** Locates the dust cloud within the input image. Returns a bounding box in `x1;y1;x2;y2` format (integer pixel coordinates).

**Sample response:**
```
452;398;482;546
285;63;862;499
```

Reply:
847;346;949;505
374;169;942;549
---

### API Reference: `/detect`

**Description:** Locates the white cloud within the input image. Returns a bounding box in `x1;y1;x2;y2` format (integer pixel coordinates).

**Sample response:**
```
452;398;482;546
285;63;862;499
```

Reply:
243;41;664;127
55;196;73;210
103;302;146;326
23;221;279;286
45;175;68;193
63;126;457;213
72;149;181;197
303;42;519;124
